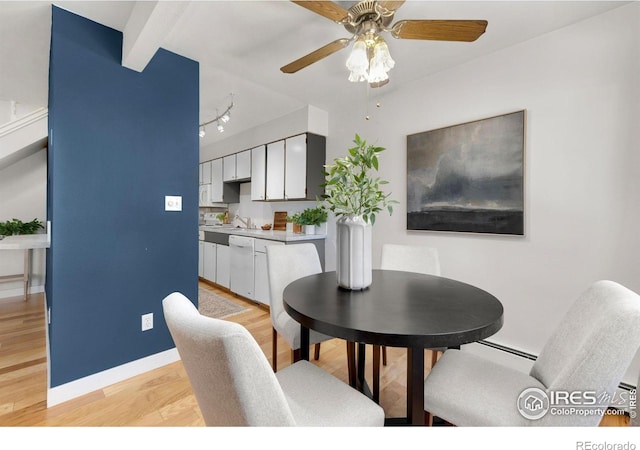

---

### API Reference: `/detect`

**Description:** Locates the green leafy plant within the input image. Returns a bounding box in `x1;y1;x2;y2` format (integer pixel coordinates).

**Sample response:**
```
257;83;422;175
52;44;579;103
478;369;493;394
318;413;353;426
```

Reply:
322;134;397;224
286;212;302;225
294;205;328;226
0;218;44;236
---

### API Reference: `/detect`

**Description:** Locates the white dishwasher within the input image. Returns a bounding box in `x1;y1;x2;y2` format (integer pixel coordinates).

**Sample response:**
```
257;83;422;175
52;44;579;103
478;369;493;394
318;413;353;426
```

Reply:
229;235;255;300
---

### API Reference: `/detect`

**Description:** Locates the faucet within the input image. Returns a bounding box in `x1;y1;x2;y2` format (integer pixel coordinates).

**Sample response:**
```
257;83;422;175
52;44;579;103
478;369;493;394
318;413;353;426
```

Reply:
234;215;252;229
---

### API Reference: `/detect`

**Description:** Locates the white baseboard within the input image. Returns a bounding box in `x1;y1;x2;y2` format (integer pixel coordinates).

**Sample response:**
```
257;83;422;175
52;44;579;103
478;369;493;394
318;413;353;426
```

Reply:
47;347;180;407
0;284;44;300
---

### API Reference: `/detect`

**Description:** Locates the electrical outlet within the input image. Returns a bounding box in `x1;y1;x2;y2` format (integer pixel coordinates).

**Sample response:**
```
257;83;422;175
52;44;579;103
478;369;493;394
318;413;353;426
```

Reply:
141;313;153;331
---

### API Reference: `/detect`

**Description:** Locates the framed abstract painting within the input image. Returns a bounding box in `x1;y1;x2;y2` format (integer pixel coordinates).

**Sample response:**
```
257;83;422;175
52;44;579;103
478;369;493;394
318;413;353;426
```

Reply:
407;110;525;235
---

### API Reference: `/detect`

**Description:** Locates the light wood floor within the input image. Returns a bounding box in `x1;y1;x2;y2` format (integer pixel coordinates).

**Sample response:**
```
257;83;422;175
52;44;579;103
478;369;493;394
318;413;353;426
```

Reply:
0;282;629;426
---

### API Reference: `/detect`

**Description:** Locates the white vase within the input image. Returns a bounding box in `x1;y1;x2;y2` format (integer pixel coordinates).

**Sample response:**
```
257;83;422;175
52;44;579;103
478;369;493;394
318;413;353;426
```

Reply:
336;215;372;290
303;224;315;235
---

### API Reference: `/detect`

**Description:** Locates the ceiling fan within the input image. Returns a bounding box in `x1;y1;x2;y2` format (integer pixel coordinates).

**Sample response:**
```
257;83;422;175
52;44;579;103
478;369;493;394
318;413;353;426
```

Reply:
280;1;488;87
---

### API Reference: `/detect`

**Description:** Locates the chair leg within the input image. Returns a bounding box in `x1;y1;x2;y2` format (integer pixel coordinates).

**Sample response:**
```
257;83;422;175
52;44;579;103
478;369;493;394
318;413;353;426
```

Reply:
373;344;381;403
314;343;321;360
292;348;301;363
430;349;439;369
346;341;357;388
272;327;278;372
425;411;433;426
382;345;387;366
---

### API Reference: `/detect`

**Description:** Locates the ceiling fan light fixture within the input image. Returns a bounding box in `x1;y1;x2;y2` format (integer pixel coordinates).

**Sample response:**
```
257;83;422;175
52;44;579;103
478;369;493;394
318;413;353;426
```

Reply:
368;37;394;83
346;38;369;82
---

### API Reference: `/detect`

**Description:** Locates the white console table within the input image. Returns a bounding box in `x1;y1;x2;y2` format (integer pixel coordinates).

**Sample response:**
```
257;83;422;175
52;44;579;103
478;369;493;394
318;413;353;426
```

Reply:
0;226;51;300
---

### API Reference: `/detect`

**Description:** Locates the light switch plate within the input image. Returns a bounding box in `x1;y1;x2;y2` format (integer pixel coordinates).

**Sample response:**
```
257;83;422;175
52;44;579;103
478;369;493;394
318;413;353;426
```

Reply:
165;195;182;211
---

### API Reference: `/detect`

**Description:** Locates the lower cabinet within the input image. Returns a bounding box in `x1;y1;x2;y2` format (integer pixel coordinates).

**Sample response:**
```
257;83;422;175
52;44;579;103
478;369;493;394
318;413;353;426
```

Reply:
202;242;217;282
200;241;229;289
254;239;284;306
198;241;204;278
216;244;230;289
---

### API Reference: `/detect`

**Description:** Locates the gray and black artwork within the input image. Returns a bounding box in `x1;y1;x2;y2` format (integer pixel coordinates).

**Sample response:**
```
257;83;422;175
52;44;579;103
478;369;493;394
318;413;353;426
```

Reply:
407;111;524;235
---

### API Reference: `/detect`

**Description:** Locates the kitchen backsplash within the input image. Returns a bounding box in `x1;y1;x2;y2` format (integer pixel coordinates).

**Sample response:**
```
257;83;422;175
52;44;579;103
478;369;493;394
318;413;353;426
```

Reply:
200;182;318;228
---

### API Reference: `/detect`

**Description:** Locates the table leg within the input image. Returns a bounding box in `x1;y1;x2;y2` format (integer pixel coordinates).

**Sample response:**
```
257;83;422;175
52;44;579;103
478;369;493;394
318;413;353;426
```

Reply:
300;325;310;361
357;342;366;392
23;249;31;301
407;347;425;425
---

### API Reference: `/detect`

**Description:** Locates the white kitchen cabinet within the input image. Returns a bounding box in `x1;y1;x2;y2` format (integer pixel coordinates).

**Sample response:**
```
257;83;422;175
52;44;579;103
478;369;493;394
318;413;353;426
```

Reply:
202;242;217;282
210;158;223;203
223;154;236;182
251;145;266;201
200;161;212;185
216;244;230;289
266;140;285;200
253;239;284;306
236;150;251;180
284;134;307;200
260;133;326;201
223;150;251;182
198;241;204;278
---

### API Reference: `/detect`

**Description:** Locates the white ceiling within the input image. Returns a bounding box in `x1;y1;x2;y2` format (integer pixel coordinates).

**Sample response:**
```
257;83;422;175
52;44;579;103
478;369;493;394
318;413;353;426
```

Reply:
0;1;630;146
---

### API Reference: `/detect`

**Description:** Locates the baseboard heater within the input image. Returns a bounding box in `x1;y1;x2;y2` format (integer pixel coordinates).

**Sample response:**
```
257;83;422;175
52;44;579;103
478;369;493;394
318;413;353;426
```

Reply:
476;340;636;393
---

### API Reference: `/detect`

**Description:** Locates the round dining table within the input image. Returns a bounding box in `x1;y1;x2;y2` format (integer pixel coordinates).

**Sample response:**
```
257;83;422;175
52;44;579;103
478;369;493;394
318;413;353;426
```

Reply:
283;269;504;425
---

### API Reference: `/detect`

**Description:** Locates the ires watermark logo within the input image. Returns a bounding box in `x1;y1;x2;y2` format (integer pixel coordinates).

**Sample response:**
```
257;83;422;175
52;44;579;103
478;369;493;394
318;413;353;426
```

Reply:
517;387;637;420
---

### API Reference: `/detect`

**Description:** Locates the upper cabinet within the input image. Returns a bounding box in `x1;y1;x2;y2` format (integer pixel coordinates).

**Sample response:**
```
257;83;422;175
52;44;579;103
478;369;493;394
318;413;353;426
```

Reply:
199;158;239;205
200;160;212;185
258;133;326;201
223;149;251;182
201;133;325;205
251;145;266;201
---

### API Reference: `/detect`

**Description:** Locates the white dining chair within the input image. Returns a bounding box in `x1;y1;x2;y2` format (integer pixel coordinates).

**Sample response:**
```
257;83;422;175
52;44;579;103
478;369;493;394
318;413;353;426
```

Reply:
423;280;640;426
163;292;385;426
266;243;334;372
372;244;442;401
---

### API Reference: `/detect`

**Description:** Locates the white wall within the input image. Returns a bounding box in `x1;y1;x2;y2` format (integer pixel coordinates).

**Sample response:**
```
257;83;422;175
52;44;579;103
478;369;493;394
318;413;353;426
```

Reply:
0;147;47;298
200;104;328;162
325;3;640;383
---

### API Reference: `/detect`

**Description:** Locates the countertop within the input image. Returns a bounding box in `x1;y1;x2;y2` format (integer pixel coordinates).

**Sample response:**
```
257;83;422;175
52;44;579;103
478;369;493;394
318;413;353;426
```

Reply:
0;233;51;250
199;225;326;242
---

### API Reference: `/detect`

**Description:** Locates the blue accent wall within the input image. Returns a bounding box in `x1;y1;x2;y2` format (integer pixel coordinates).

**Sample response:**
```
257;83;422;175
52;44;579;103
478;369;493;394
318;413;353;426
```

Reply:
46;6;199;387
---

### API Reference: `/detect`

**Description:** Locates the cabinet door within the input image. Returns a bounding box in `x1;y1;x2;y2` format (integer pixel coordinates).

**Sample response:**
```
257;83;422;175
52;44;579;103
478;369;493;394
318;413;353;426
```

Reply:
254;252;269;305
199;184;210;207
223;154;236;182
285;134;307;200
236;150;251;180
266;140;285;200
210;158;223;203
202;242;217;282
251;145;266;201
216;244;230;289
201;161;212;184
198;241;204;278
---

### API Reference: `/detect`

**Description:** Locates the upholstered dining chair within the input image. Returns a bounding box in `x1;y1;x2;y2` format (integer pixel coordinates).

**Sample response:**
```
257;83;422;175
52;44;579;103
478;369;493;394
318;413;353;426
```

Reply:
163;292;384;426
372;244;441;401
266;243;333;372
423;280;640;426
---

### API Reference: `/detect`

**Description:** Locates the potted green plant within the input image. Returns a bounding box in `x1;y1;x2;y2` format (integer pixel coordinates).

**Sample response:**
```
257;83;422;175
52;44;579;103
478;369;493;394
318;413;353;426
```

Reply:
297;205;328;234
286;213;303;234
322;134;397;289
0;218;44;238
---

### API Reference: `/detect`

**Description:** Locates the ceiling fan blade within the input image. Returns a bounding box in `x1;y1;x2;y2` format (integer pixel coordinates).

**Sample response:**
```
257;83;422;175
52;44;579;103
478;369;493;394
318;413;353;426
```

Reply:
391;20;488;42
280;38;351;74
291;1;350;23
376;1;406;15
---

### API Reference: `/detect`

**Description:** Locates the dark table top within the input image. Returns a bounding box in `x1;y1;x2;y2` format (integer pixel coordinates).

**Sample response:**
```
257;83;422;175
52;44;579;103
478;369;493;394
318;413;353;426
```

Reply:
283;270;504;348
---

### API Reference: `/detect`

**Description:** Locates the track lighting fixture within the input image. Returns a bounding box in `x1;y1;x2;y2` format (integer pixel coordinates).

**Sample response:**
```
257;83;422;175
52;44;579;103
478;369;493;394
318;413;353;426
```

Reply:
199;93;234;137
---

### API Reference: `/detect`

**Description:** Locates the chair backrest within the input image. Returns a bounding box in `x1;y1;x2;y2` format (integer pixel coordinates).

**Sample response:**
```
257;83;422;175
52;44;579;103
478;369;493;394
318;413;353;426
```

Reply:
162;292;296;426
380;244;441;276
266;243;322;327
529;280;640;426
